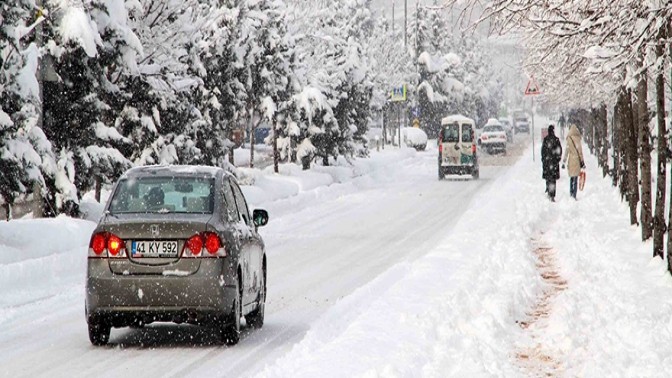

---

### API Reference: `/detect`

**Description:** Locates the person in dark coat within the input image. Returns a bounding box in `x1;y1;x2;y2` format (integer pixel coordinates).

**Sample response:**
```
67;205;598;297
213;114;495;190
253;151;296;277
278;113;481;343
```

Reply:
541;125;563;201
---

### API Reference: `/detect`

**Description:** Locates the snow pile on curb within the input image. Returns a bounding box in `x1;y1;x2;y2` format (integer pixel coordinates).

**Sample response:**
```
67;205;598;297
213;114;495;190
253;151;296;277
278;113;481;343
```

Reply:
255;147;557;377
0;216;95;310
238;148;418;209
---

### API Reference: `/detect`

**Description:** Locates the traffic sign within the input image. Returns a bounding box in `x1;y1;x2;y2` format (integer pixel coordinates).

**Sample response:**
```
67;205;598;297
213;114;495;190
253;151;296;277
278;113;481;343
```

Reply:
390;85;407;102
524;77;541;96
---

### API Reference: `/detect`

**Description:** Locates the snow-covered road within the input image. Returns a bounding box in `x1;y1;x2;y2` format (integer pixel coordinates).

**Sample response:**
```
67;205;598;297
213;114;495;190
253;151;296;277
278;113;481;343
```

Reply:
0;144;512;377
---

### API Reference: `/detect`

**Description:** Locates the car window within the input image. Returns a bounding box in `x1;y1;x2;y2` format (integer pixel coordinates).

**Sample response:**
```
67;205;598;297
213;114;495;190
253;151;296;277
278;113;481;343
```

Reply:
109;177;214;214
484;126;504;133
461;124;473;142
230;180;252;226
442;124;459;143
222;178;239;222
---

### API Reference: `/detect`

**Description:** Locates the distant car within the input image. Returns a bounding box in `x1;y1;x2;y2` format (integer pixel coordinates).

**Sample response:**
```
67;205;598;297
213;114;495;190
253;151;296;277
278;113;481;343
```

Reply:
254;127;270;144
515;120;530;134
402;127;428;151
438;115;479;180
499;119;514;142
85;165;268;346
480;125;507;155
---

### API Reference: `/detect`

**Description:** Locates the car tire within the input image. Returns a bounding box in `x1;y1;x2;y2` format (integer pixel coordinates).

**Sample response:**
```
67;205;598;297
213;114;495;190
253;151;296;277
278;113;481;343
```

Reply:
438;165;445;180
222;275;242;346
245;266;266;329
88;320;111;346
472;169;479;180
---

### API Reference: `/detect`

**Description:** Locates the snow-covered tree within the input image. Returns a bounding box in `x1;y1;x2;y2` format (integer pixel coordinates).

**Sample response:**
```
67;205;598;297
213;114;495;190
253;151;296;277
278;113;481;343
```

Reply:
0;1;52;217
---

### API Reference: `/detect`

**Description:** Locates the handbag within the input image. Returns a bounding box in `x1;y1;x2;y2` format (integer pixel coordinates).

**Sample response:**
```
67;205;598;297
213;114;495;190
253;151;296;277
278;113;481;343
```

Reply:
579;170;586;191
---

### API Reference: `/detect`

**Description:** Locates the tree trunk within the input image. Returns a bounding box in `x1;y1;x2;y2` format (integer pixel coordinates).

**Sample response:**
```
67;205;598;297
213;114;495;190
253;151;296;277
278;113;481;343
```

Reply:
273;126;279;174
290;136;297;163
654;40;667;258
617;95;629;201
249;124;255;169
638;66;652;240
3;203;11;221
618;88;639;223
599;105;609;178
612;105;620;187
229;146;235;165
301;154;310;170
625;89;640;226
94;176;102;203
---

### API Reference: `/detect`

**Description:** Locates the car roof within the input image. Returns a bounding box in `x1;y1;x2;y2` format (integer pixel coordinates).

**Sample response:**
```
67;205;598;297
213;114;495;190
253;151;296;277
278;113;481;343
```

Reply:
441;114;474;125
120;165;231;180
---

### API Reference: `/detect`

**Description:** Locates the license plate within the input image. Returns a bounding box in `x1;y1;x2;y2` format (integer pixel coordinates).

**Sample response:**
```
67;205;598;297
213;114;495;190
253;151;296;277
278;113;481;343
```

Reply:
132;241;179;257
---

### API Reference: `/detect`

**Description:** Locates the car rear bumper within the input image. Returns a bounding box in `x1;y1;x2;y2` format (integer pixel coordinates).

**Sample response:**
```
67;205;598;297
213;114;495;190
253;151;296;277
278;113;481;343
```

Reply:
482;142;506;149
86;259;236;326
439;164;478;175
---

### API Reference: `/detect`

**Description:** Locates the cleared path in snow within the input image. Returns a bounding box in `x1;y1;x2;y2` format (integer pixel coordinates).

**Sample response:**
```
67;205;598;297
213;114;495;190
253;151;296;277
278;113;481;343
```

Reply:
516;234;568;376
0;142;523;377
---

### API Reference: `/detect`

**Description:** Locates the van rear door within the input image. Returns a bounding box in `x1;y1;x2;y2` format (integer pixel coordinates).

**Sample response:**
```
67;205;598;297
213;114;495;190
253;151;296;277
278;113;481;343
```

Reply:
441;123;461;165
460;123;475;164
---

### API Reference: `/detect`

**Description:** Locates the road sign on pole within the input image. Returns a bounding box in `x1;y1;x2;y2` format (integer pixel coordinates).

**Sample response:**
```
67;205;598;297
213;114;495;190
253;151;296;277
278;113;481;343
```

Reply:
524;77;542;96
391;85;407;102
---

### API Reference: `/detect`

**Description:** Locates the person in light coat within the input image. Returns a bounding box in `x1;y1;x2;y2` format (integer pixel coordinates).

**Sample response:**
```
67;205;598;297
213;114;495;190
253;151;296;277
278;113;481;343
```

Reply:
562;124;585;199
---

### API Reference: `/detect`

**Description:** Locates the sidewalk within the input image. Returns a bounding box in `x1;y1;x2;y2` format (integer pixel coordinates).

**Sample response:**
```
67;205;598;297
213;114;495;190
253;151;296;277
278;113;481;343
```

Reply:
255;141;672;377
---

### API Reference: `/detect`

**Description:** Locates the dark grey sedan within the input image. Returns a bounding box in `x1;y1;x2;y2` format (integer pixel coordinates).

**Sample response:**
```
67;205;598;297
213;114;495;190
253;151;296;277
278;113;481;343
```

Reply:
85;165;268;346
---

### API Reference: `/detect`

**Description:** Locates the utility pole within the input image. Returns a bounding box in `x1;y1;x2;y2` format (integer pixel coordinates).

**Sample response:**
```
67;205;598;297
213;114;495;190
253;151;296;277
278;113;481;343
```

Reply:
392;2;395;35
404;0;408;48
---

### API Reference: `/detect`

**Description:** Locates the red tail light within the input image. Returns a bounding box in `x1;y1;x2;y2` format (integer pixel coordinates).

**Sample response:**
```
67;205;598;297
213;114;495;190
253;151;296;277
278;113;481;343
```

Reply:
107;234;125;256
89;232;125;258
91;233;106;255
183;232;226;258
472;144;477;153
439;143;443;154
204;232;221;255
186;235;203;256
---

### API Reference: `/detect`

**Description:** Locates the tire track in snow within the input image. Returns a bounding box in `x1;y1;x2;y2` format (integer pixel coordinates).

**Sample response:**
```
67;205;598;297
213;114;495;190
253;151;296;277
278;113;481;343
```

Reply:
515;234;567;377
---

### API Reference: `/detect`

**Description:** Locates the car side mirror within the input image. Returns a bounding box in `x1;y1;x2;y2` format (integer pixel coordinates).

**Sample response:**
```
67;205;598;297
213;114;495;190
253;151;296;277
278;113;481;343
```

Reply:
253;209;269;227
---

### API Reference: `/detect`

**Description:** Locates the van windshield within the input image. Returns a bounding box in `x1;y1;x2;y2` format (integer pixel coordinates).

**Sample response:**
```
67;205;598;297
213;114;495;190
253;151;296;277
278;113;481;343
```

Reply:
442;124;459;143
109;177;215;214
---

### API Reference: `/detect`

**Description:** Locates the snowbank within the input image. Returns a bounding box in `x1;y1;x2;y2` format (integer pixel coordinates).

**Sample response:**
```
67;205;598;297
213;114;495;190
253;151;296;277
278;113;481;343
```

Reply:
0;216;95;309
238;148;418;209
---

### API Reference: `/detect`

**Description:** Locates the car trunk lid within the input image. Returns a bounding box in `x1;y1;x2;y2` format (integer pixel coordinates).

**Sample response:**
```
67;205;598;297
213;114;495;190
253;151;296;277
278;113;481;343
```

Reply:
103;213;213;275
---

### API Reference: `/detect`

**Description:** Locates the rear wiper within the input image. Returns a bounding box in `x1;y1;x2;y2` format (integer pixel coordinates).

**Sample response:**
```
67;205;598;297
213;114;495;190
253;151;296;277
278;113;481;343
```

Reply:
157;208;171;214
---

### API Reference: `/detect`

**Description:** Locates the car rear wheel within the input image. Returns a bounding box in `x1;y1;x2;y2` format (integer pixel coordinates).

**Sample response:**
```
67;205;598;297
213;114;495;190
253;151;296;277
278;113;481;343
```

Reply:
222;275;242;346
88;320;111;346
438;165;445;180
245;267;266;329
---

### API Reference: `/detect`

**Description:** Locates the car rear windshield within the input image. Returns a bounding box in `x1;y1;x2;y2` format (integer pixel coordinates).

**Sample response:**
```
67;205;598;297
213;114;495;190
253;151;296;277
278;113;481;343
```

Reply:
484;126;504;133
109;176;215;214
442;124;459;142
